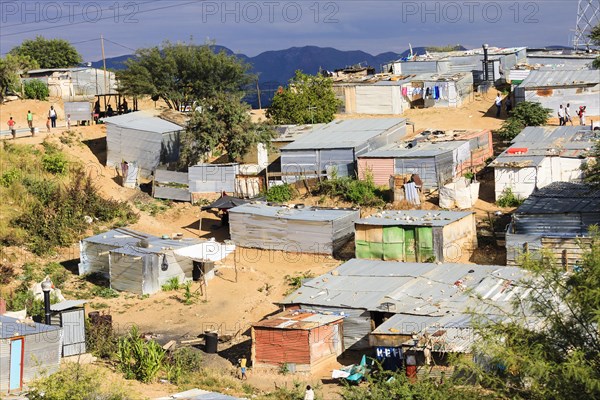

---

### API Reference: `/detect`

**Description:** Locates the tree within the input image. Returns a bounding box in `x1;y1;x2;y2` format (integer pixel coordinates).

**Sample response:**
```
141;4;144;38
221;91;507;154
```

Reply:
24;79;49;100
497;101;552;140
583;141;600;187
266;70;341;124
462;230;600;399
590;23;600;69
0;54;38;101
117;41;253;110
10;36;82;69
179;93;276;166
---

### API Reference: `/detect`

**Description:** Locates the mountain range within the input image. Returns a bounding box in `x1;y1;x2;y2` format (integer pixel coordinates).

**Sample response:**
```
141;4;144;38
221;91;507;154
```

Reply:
91;45;445;107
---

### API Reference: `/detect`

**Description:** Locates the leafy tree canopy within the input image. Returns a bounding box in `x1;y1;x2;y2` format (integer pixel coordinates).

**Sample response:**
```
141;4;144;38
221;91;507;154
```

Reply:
117;41;253;111
179;93;275;166
10;36;82;69
266;70;341;124
0;54;39;101
497;101;551;140
583;141;600;187
591;23;600;68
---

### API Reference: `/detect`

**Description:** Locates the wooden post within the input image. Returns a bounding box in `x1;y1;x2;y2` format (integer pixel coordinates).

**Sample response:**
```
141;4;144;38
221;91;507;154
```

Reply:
562;249;568;271
234;248;238;283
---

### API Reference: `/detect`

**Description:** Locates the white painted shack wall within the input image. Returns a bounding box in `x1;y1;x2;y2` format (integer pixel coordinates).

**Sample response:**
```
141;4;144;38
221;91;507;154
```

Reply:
521;84;600;116
536;157;585;189
356;86;400;114
0;331;62;392
494;166;538;201
441;214;477;262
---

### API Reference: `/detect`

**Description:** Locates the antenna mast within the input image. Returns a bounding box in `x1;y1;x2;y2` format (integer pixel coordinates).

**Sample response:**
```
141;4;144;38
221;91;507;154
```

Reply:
573;0;600;50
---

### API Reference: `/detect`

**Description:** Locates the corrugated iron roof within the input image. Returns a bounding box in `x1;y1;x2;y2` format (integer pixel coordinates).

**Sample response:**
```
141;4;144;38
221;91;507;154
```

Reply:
154;389;246;400
81;228;159;247
357;210;473;227
282;118;406;150
101;111;184;133
515;182;600;214
111;238;203;256
1;315;62;338
50;300;87;311
272;124;326;142
518;69;600;88
228;203;359;222
491;126;598;167
253;310;343;330
360;140;467;158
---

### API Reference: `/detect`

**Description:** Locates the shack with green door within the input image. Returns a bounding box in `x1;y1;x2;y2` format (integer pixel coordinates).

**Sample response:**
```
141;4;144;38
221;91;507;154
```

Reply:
355;210;477;263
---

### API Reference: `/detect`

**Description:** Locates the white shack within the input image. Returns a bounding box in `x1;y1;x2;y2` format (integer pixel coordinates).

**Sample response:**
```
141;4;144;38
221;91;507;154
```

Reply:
490;126;597;200
229;203;360;255
104;111;184;178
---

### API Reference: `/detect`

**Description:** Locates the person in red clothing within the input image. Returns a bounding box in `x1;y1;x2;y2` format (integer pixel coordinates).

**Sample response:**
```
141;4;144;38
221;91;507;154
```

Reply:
7;117;16;139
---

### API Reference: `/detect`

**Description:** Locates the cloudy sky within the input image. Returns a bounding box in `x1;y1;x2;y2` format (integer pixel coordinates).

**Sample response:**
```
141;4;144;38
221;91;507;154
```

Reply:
0;1;587;61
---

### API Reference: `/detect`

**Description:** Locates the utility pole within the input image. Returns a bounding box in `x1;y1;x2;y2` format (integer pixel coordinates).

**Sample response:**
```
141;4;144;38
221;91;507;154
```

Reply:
101;35;108;112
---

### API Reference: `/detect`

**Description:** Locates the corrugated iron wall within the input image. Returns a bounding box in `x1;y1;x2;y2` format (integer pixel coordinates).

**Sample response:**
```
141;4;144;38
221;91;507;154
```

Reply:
254;328;310;365
395;157;437;189
59;309;86;357
310;323;343;363
106;125;163;178
358;158;394;186
188;164;239;194
300;305;371;350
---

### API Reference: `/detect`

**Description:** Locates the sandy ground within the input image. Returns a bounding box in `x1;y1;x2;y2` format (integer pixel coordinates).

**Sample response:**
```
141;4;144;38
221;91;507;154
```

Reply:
0;95;582;398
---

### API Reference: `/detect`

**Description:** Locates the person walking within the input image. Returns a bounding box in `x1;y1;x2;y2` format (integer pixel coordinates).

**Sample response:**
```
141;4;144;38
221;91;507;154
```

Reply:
239;356;247;380
48;106;57;128
495;93;502;118
578;106;586;126
7;117;16;139
558;105;565;126
27;110;33;129
304;385;315;400
505;97;512;115
565;103;573;126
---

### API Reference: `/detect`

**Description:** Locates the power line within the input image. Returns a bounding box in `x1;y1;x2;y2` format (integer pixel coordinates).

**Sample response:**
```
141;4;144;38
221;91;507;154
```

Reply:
103;38;137;52
0;0;204;38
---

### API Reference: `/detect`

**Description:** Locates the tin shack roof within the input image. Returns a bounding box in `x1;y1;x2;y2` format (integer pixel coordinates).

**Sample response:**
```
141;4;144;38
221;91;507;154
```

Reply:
518;69;600;88
360;140;467;158
82;228;160;247
515;182;600;214
0;315;62;339
253;310;343;330
282;118;406;150
50;300;87;312
491;126;597;167
101;111;184;133
282;259;526;318
357;210;473;227
272;124;326;143
228;203;359;222
154;388;246;400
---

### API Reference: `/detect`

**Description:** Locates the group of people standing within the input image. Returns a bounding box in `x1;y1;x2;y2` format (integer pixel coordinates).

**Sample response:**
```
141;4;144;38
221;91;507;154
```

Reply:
559;104;586;126
6;106;61;139
495;93;512;118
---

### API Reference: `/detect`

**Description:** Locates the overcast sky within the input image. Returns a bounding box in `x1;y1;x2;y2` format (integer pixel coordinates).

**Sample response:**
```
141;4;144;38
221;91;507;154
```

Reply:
0;1;587;61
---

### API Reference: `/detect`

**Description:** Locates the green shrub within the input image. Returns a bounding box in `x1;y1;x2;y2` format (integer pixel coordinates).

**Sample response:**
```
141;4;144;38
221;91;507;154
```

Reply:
44;262;70;289
22;177;57;205
162;277;181;291
90;286;120;298
497;118;525;141
23;79;49;100
28;363;130;400
0;169;21;187
313;175;385;207
86;318;119;359
265;183;295;203
284;271;315;295
118;325;165;383
496;187;524;208
42;152;69;174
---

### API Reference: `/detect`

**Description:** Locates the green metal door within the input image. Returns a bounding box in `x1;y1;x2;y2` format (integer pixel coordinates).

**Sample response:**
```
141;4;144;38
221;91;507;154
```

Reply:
416;227;434;262
382;226;405;261
404;228;416;262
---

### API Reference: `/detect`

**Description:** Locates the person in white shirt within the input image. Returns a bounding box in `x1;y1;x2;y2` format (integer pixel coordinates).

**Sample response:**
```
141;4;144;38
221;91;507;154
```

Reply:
558;105;565;126
565;103;573;125
495;94;502;118
304;385;315;400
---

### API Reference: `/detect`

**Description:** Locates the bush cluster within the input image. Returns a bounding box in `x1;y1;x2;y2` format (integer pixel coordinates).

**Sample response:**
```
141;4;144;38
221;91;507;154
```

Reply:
265;183;295;203
313;175;385;207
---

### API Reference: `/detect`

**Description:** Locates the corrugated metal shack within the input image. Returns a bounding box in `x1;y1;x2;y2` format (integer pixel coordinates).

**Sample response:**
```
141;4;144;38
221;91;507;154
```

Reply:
505;182;600;266
359;141;471;189
229;203;360;255
333;73;473;114
104;111;184;178
0;315;62;393
526;49;599;69
79;228;159;277
280;118;406;182
23;67;117;99
188;163;239;194
490;126;597;200
358;128;492;187
355;210;477;263
281;259;524;354
109;239;235;295
383;47;526;84
251;310;344;373
513;69;600;115
50;300;86;357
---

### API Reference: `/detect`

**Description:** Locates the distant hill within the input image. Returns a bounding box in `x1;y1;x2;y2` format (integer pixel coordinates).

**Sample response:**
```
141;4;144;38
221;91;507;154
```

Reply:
91;44;461;107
